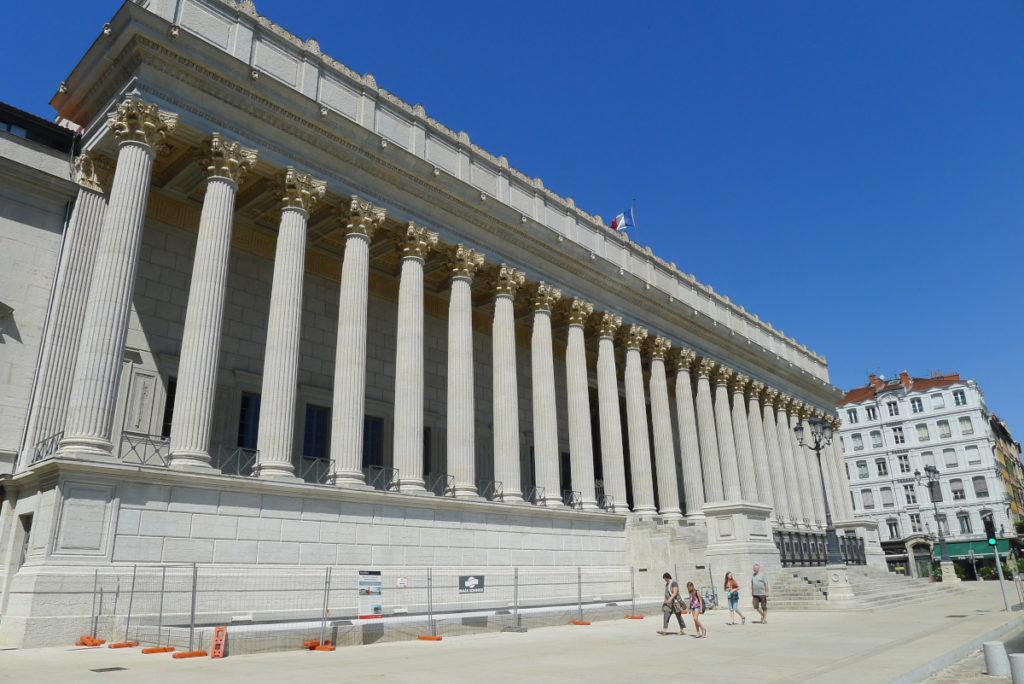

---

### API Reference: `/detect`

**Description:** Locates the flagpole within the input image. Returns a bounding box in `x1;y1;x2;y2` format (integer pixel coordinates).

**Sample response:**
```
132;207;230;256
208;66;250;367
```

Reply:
632;197;640;241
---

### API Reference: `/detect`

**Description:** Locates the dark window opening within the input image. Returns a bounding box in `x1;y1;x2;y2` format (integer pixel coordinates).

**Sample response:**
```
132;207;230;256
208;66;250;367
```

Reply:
302;405;329;460
160;377;177;439
237;392;261;449
362;416;383;468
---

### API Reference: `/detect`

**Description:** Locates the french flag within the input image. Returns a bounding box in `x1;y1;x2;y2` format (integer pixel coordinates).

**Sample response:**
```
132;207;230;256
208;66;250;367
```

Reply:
611;208;635;232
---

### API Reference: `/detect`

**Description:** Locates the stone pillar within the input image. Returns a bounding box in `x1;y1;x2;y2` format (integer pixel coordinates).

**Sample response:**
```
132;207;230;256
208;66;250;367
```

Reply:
812;409;842;525
169;134;257;470
491;265;526;502
828;417;855;521
59;96;178;460
649;336;681;519
759;388;790;524
531;283;563;507
712;365;742;502
20;152;109;468
621;324;656;516
446;244;485;498
328;197;386;487
801;409;827;528
563;298;598;510
787;401;816;527
672;349;705;519
595;313;628;513
392;223;438;492
729;374;758;502
693;357;724;503
255;168;326;480
745;381;773;508
775;396;806;526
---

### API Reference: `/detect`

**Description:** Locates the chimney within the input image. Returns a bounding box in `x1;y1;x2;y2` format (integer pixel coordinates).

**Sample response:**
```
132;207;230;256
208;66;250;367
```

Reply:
900;370;911;389
868;373;882;389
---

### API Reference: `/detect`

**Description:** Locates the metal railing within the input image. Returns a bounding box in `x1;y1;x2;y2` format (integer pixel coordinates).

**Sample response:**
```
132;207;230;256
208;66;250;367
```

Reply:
478;479;503;502
213;445;258;477
366;465;399;492
775;529;867;567
563;490;582;509
427;472;455;498
598;494;615;511
525;486;545;505
119;431;170;467
298;456;330;485
31;430;63;464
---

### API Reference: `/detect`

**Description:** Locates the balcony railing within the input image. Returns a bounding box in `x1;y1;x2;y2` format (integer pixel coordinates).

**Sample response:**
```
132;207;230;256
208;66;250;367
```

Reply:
366;465;399;492
298;456;330;485
213;445;258;477
119;431;170;467
31;431;63;464
427;472;455;498
478;479;503;502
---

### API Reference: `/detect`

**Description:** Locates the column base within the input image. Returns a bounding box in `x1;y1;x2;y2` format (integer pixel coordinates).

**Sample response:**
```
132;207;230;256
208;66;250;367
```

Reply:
658;510;684;521
631;506;658;518
167;450;214;472
328;470;370;489
55;437;115;462
253;463;300;482
397;480;437;497
940;560;961;583
538;497;566;509
825;563;856;602
454;488;486;502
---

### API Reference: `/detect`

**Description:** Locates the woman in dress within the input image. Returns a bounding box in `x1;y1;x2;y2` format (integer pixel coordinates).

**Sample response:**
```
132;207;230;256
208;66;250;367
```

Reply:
658;572;686;635
723;571;746;625
686;581;707;638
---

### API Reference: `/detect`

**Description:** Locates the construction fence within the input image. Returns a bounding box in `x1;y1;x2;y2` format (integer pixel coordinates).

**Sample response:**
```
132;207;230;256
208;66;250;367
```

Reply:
81;565;660;655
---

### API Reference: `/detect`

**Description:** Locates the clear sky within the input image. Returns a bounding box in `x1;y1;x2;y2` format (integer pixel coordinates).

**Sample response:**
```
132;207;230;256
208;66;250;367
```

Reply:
3;1;1022;431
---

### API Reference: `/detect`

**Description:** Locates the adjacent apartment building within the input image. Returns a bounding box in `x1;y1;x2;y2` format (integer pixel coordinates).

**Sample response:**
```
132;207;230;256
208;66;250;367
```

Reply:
837;371;1022;578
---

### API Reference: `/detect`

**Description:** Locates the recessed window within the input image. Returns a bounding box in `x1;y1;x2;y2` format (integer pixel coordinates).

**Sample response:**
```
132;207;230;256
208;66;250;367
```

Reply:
870;430;883;448
857;460;869;478
944;448;958;468
910;513;922;533
881;486;894;507
362;416;384;468
950;479;965;500
904;483;917;505
887;401;899;417
861;489;875;509
931;393;945;409
959;416;973;436
953;389;967;406
957;512;972;534
853;434;864;451
898;454;911;473
921;451;935;469
965;445;981;464
892;427;905;445
887;519;900;539
876;458;888;476
972;476;989;498
237;392;261;449
302;404;330;460
866;406;878;420
916;423;930;442
847;408;859;424
910;397;924;414
161;376;177;439
937;420;951;439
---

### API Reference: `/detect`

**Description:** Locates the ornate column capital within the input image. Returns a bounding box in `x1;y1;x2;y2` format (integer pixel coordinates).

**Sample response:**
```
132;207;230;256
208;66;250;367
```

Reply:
747;379;765;398
773;392;791;410
531;282;562;312
830;416;843;430
619;324;648;351
729;373;750;394
279;166;326;213
712;363;734;387
811;408;827;421
200;133;257;185
74;150;114;193
107;95;178;154
648;335;672;360
790;400;809;420
341;195;386;239
491;263;525;298
447;243;485;281
671;347;696;372
397;222;438;260
562;297;594;326
695;357;716;379
761;386;779;405
594;312;622;338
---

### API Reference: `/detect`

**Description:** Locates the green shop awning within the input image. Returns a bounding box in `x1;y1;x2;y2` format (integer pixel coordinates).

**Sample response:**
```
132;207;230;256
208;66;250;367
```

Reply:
934;540;1010;560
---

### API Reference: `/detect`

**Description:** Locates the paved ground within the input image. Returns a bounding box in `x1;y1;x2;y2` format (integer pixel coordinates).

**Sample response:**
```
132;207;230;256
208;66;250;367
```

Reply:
0;582;1021;684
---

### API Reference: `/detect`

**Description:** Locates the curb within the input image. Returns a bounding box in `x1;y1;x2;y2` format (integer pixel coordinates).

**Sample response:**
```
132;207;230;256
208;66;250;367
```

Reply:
890;612;1024;684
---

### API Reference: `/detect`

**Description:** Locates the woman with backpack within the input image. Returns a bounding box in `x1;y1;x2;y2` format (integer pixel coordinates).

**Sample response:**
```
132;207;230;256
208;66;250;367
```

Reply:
658;572;686;635
686;581;707;638
723;571;746;625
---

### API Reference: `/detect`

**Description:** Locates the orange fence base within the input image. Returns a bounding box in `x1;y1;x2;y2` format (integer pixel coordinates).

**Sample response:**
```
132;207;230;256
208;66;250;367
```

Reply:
313;645;336;651
303;640;331;650
417;635;442;641
625;615;645;619
141;647;175;654
107;642;139;649
172;650;208;659
76;636;105;647
571;621;591;626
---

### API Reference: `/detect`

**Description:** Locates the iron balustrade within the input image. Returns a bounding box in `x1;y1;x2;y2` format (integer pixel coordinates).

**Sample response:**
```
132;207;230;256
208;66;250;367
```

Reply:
366;465;399;492
298;456;330;485
31;431;63;464
525;486;545;505
213;445;258;477
119;431;170;467
427;472;455;497
478;479;503;502
563;490;582;509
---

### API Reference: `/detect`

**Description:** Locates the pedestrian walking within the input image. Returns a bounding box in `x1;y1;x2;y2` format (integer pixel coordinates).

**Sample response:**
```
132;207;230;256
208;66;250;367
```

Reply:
686;581;707;638
658;572;686;635
724;571;746;625
751;563;769;624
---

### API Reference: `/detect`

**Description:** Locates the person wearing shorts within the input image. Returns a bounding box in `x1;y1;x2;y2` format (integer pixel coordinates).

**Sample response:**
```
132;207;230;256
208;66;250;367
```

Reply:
751;563;769;624
723;571;745;625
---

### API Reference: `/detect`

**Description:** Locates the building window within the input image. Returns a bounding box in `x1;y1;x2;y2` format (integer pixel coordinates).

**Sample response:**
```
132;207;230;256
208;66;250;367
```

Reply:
237;392;261;449
161;377;177;439
965;445;981;464
866;406;877;420
870;430;883;448
972;476;989;498
847;408;859;424
857;460;869;478
362;416;383;468
910;397;924;414
302;405;329;460
845;462;850;479
936;515;949;536
423;427;432;479
959;416;973;436
852;434;864;451
953;389;967;406
944;448;958;468
931;393;945;409
957;512;972;534
904;483;917;505
861;489;875;509
937;420;951;439
881;486;894;507
892;427;905;444
921;451;935;469
916;424;930;442
887;401;899;417
876;458;888;476
887;519;900;539
910;513;922;533
898;454;911;473
950;479;965;500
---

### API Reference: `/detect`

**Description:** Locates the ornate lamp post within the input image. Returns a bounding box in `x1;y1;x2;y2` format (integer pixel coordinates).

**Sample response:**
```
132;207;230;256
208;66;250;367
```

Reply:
915;465;951;565
794;417;844;566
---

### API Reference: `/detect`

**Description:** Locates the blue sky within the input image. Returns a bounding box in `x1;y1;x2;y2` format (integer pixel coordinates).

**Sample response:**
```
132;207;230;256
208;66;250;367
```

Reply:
3;1;1022;432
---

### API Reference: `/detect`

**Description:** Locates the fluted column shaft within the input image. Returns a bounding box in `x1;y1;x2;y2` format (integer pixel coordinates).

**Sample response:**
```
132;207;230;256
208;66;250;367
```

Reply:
21;169;106;468
746;389;773;508
831;436;855;520
787;410;815;526
649;340;681;518
565;311;598;509
730;379;758;501
531;286;561;506
61;110;173;458
761;397;789;523
622;326;656;515
822;433;845;523
801;415;827;527
492;275;522;501
713;371;742;501
694;361;724;503
446;243;483;498
596;316;627;513
673;355;704;517
775;404;805;525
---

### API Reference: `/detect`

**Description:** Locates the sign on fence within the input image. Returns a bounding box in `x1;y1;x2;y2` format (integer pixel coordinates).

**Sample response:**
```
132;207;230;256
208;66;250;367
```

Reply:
358;570;383;618
459;575;485;594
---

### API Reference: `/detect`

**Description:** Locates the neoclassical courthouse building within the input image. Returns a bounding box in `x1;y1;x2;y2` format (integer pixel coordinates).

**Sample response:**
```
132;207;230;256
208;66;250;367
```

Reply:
0;0;881;645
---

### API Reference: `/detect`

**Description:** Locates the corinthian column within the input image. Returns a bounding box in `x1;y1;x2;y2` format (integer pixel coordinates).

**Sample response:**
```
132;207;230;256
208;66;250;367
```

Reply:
774;395;806;526
729;373;758;502
563;297;598;510
712;365;742;501
21;152;110;468
595;313;628;512
255;168;326;479
59;96;177;459
746;381;773;508
673;349;704;518
621;324;656;515
392;223;438;492
531;283;563;507
829;418;855;520
787;400;815;527
694;358;724;503
760;388;790;523
491;265;525;502
649;337;681;519
169;134;257;470
446;244;485;498
328;197;386;487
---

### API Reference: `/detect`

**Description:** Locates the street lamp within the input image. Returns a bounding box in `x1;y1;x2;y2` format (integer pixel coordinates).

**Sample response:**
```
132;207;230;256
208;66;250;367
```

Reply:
915;465;951;564
794;417;844;566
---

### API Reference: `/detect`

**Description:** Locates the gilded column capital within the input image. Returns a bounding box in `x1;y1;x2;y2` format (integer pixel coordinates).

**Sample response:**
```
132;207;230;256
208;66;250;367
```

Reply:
761;387;779;406
729;373;750;394
562;297;594;326
73;150;114;193
531;282;562;312
341;195;386;239
747;379;765;398
712;364;734;387
107;94;178;154
279;166;326;212
491;263;525;298
695;357;716;379
774;392;792;411
811;408;827;421
594;312;622;338
447;243;485;280
830;416;843;430
619;324;648;351
397;222;439;260
648;335;672;360
200;133;257;185
671;347;696;373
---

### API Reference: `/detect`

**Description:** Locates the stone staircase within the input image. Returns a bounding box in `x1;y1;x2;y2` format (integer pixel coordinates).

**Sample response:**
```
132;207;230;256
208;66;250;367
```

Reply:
769;565;957;611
